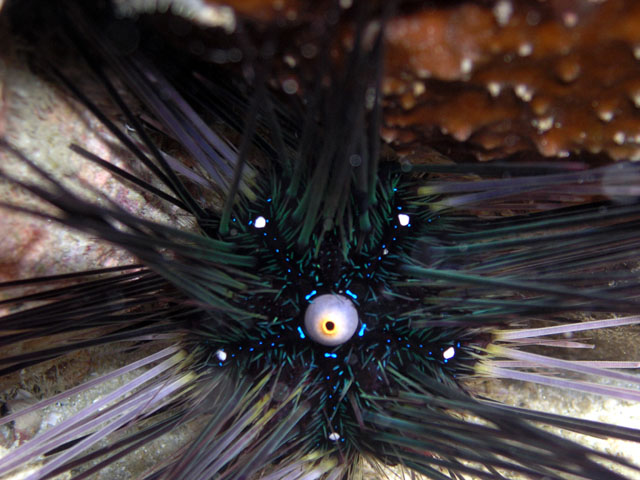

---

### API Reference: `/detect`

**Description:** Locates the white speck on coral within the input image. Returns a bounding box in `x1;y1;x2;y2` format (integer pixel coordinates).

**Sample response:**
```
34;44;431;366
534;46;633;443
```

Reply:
518;43;533;57
598;110;614;123
515;84;533;102
412;81;425;96
562;12;578;28
460;58;473;76
493;0;513;26
533;116;554;133
487;82;502;97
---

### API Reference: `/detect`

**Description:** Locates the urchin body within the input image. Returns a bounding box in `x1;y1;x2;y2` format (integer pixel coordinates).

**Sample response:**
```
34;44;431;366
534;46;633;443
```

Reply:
200;174;473;450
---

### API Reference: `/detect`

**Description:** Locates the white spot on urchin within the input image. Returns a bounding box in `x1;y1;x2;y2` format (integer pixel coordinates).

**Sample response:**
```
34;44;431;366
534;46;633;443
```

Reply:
487;81;502;97
514;84;533;102
397;213;410;226
614;132;626;145
328;432;341;441
254;216;267;229
518;43;533;57
215;349;227;362
443;346;456;360
493;0;513;26
412;81;426;97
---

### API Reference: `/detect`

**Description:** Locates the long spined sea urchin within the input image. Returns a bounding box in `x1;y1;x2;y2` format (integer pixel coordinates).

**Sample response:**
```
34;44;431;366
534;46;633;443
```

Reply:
2;1;640;479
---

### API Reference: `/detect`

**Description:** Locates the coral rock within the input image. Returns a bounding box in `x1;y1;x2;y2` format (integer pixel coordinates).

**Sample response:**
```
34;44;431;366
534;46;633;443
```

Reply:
383;0;640;161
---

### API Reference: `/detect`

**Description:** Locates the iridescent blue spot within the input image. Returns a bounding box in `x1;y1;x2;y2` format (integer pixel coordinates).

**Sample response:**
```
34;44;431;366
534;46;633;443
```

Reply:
345;289;358;300
267;197;272;202
305;290;317;301
358;324;367;337
297;326;305;339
